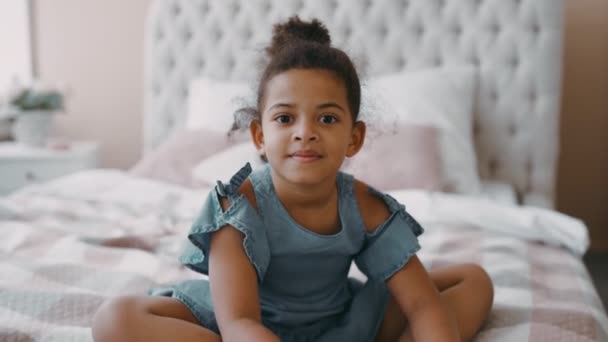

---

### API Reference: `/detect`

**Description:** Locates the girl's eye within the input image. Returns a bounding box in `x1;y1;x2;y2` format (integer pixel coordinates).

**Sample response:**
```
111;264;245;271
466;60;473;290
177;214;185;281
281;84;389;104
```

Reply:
320;115;338;124
275;114;292;124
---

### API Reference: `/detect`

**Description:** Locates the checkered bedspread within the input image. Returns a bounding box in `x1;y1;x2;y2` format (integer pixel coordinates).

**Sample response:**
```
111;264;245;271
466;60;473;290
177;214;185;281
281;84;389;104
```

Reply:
0;172;606;341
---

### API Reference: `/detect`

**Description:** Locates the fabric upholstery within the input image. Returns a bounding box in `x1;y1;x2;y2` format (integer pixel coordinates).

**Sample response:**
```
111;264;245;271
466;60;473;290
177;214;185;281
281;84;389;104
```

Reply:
143;0;564;208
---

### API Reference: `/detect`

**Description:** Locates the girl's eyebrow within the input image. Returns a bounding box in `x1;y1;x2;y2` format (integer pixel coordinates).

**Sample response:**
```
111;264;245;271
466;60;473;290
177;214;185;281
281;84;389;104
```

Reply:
317;102;345;113
267;103;294;112
266;102;345;113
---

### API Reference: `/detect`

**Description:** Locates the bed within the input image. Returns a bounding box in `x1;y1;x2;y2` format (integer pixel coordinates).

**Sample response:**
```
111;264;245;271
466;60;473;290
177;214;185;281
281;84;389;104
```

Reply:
1;0;607;341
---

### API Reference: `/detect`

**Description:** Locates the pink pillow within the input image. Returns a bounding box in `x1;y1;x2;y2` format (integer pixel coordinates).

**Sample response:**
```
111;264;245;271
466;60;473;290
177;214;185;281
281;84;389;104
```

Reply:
342;124;441;191
130;129;248;187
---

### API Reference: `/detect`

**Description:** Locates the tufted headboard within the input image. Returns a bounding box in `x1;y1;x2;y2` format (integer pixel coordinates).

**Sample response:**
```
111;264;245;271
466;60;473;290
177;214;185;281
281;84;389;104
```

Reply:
144;0;565;208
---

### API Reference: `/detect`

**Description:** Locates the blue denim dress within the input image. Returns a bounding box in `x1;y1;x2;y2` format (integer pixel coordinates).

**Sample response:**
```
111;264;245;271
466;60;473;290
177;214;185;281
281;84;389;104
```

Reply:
150;163;423;342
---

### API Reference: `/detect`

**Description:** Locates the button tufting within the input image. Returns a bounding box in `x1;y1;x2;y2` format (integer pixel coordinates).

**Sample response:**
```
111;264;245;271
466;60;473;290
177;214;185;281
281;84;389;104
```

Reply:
227;57;236;69
231;2;240;14
295;0;304;12
329;0;338;11
213;29;223;41
199;2;210;14
453;25;462;36
470;55;480;66
490;89;498;102
167;57;175;69
343;25;352;37
529;89;537;103
172;4;181;16
509;123;517;136
379;25;388;37
398;56;407;68
183;30;192;42
532;23;540;35
166;116;174;127
511;56;519;68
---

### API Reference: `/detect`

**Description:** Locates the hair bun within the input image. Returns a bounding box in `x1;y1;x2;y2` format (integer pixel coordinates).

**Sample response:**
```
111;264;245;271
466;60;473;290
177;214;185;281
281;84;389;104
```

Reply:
266;16;331;57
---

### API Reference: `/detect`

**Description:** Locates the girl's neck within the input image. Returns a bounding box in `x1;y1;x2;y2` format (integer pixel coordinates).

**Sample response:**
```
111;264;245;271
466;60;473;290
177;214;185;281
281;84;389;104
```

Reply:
270;169;338;210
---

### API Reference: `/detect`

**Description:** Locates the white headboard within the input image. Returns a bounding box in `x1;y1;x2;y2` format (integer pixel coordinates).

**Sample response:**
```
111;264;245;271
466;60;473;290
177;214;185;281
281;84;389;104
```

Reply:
144;0;564;208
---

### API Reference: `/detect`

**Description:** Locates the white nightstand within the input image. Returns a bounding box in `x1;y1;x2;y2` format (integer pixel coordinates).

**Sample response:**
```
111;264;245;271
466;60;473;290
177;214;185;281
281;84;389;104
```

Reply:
0;141;99;195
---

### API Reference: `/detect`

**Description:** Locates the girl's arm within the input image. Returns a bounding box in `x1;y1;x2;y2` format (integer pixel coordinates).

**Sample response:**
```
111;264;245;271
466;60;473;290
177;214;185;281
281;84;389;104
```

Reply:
208;182;280;342
387;256;459;341
354;180;458;341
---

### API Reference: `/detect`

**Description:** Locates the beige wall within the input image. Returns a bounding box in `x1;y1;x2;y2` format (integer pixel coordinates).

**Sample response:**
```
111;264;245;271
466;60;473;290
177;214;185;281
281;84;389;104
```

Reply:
558;0;608;251
33;0;608;250
32;0;150;169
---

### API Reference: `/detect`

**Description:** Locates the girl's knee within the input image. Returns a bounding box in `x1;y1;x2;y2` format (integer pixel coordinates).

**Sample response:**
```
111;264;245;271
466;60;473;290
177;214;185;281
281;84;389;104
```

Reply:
92;296;143;342
463;264;494;307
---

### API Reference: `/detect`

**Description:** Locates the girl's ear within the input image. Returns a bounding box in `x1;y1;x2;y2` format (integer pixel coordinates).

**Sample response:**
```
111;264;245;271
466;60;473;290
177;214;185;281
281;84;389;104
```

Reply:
250;119;265;155
346;121;366;157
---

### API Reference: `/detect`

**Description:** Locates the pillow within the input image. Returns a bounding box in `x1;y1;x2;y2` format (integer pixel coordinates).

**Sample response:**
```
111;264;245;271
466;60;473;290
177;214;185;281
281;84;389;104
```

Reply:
130;129;248;187
191;142;265;186
186;78;252;133
342;124;441;192
363;66;481;194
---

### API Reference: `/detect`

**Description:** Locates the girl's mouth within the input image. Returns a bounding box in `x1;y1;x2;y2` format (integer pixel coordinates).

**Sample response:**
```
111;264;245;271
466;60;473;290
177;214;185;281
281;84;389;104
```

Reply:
290;150;322;162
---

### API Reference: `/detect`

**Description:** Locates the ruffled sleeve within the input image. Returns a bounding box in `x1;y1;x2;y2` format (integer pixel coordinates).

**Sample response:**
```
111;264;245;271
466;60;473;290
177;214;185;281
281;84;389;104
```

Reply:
354;188;424;282
178;163;270;283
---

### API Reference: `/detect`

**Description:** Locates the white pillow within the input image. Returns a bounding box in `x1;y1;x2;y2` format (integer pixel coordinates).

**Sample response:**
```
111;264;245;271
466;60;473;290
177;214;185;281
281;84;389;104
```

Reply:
186;78;251;133
363;66;481;194
191;142;264;186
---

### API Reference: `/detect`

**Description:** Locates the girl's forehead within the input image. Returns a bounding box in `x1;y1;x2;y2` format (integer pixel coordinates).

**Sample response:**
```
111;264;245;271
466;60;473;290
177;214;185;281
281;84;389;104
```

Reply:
264;68;347;100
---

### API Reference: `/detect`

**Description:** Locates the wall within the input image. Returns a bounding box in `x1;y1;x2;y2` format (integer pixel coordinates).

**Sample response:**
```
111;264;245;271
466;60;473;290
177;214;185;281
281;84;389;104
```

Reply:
557;0;608;251
32;0;150;168
32;0;608;250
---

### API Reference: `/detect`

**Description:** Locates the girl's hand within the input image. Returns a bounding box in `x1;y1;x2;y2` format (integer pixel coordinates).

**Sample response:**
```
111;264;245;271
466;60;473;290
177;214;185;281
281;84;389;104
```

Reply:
222;318;280;342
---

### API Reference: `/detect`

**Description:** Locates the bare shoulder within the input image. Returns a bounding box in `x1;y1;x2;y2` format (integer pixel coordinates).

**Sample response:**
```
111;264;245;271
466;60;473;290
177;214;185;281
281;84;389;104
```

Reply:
353;179;391;234
218;178;258;211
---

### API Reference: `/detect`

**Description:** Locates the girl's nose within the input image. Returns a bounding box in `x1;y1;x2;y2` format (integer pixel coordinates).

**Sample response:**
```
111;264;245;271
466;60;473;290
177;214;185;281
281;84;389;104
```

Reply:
293;120;318;142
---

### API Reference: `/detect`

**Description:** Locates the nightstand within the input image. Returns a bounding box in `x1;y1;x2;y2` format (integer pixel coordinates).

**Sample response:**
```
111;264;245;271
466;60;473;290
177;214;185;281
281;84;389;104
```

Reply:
0;141;99;195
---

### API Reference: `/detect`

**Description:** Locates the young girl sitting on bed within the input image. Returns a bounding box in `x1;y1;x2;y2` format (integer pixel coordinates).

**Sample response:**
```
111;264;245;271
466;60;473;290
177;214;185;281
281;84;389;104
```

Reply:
92;16;494;342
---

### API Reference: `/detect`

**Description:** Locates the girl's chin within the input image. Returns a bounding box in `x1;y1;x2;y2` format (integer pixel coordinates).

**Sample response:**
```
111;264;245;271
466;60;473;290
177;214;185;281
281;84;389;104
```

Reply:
275;165;339;185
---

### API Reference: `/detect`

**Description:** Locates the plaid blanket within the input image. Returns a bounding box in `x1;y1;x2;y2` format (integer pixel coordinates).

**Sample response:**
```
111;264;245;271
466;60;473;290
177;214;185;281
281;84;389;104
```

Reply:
0;171;606;341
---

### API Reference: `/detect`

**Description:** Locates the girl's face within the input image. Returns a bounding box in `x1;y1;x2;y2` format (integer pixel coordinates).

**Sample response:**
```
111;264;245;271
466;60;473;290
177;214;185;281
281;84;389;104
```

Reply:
250;68;365;186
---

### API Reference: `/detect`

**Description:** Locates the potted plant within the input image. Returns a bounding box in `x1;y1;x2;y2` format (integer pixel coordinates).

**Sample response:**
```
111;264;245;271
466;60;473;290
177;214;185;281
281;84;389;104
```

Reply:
0;81;66;147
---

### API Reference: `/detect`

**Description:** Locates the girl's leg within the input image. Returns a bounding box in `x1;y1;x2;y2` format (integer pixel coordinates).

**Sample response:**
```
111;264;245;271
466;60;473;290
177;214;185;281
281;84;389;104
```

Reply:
374;263;494;342
92;295;221;342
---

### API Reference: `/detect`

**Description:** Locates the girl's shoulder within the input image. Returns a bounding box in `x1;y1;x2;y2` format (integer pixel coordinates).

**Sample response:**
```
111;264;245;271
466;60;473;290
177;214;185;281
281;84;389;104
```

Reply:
351;178;391;234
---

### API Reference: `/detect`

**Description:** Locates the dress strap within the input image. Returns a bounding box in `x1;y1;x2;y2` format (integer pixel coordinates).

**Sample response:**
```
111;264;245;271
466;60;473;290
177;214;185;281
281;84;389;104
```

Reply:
215;163;253;201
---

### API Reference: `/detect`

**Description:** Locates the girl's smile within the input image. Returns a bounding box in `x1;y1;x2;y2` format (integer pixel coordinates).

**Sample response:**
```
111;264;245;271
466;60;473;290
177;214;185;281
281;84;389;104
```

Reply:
289;149;323;163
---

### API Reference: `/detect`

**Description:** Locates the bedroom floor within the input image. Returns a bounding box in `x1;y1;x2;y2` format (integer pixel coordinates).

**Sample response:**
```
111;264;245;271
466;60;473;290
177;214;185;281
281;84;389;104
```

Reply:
584;252;608;310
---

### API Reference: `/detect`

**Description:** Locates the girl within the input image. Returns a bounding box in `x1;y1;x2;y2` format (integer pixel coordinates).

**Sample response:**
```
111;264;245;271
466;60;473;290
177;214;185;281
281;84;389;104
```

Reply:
92;17;493;342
